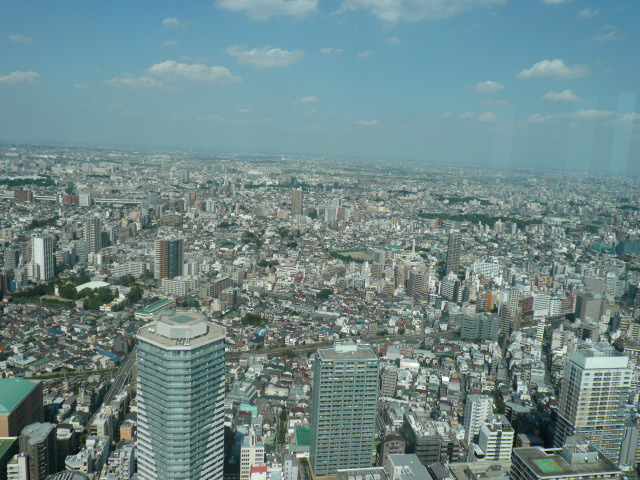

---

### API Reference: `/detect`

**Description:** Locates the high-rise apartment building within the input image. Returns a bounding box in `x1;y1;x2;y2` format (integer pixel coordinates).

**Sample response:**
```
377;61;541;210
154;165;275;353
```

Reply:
445;231;461;276
19;422;57;480
83;216;102;254
240;427;265;480
154;238;184;280
554;343;632;464
477;416;514;461
464;394;493;444
6;453;29;480
311;343;379;476
291;188;304;216
137;310;226;480
31;234;54;283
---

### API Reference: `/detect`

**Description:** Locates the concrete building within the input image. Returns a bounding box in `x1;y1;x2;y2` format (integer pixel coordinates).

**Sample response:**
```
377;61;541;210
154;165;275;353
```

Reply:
136;310;226;480
83;216;102;254
477;416;514;461
240;428;264;480
154;238;184;280
461;313;500;341
291;188;304;216
446;231;462;276
19;423;56;480
464;395;493;444
31;234;54;283
310;343;379;476
0;379;43;438
6;453;28;480
0;439;18;480
511;437;621;480
554;343;632;464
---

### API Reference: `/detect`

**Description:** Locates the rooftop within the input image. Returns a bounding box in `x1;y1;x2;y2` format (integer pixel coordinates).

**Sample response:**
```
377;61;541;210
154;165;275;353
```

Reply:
137;310;225;350
0;379;40;415
0;438;17;460
317;342;378;362
21;422;56;445
513;446;620;478
75;281;110;293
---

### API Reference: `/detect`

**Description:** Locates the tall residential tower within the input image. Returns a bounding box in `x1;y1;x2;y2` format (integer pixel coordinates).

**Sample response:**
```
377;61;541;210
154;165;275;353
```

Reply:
310;343;379;476
554;343;632;464
154;238;184;280
137;310;226;480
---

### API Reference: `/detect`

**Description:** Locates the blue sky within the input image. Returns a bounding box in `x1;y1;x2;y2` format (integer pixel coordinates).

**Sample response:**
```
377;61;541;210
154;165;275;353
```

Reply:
1;0;639;173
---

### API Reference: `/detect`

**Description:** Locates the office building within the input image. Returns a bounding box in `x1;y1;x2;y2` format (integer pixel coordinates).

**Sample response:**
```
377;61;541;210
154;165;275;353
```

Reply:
83;217;102;254
554;343;632;463
380;366;398;398
464;395;493;444
31;234;54;283
240;428;264;480
310;343;379;476
461;313;500;341
477;416;514;461
511;437;622;480
137;310;226;480
445;231;461;275
154;238;184;280
291;188;304;216
0;379;43;437
19;422;57;480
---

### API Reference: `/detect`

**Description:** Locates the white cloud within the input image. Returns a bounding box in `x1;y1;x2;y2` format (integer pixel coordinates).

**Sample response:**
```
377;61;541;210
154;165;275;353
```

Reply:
162;17;187;29
478;111;497;123
107;76;163;88
0;71;40;85
459;112;475;120
357;50;374;59
518;59;589;80
474;80;504;94
163;40;178;48
572;109;613;121
339;0;506;23
216;0;318;19
620;113;640;124
320;47;344;55
386;36;401;45
227;46;304;68
595;25;621;42
8;34;33;45
543;89;580;103
238;107;252;113
355;119;380;127
578;8;599;19
299;95;320;104
148;60;239;82
542;0;572;5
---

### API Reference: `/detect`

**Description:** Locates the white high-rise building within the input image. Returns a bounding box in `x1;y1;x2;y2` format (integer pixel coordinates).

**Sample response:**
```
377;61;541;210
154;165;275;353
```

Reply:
6;453;29;480
554;342;632;464
464;394;493;444
31;234;54;282
240;427;265;480
478;416;515;461
137;311;226;480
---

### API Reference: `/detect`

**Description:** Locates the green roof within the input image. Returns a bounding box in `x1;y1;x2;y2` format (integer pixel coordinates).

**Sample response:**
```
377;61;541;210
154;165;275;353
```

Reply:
533;458;565;474
0;438;17;460
0;379;39;415
137;299;173;315
295;426;312;447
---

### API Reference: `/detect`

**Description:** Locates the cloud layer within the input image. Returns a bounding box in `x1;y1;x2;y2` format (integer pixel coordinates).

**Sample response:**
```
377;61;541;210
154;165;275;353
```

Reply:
217;0;318;19
0;71;39;85
148;60;239;82
339;0;507;23
474;80;504;94
543;89;580;103
227;46;304;68
518;59;589;80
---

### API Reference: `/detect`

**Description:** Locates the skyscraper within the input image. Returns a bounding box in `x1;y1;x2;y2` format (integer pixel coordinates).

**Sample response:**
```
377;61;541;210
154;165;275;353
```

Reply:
310;343;379;476
554;343;632;464
137;310;226;480
445;231;461;276
464;394;493;444
83;216;102;254
31;234;54;283
291;188;304;216
240;427;265;480
154;238;184;280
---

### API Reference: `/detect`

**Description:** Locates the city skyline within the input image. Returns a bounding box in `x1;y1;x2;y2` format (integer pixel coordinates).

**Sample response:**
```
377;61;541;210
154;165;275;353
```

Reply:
1;1;640;172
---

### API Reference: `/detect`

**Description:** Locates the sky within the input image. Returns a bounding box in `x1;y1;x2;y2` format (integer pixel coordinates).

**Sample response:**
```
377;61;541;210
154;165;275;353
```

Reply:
1;0;639;173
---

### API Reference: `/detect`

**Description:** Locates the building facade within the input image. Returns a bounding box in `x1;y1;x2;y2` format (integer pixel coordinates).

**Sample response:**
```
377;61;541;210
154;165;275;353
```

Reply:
31;234;54;283
154;238;184;280
137;310;226;480
310;343;379;476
